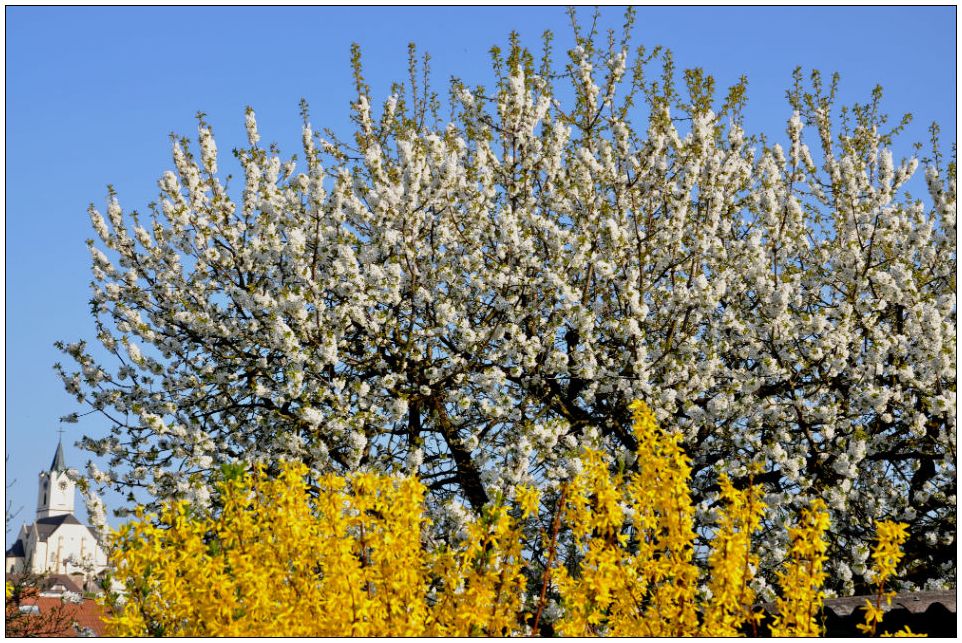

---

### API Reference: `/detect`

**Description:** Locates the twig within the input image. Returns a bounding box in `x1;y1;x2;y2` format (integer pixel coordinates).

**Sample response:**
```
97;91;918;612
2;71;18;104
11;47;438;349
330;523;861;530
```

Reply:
531;483;567;636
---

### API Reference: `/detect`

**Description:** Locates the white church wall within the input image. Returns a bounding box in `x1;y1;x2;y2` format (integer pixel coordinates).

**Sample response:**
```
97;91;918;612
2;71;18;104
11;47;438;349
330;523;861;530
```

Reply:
6;441;109;582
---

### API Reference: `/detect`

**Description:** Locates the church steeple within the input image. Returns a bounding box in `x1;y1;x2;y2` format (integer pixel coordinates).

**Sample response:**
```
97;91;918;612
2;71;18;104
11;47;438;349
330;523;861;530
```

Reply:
50;438;66;473
37;433;76;519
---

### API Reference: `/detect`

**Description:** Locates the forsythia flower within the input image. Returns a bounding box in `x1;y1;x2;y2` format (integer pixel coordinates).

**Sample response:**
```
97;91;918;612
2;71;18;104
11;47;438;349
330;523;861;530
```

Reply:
858;521;919;637
104;462;528;637
768;498;831;637
702;472;767;635
104;402;922;637
515;484;541;519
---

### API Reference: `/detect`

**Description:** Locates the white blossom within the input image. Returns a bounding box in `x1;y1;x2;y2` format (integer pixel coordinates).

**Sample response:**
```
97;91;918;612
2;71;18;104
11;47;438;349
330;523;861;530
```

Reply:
57;20;956;594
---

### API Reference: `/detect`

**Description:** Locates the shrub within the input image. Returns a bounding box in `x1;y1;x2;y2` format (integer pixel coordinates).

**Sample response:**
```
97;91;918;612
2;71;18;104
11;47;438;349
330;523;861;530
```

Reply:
104;402;917;636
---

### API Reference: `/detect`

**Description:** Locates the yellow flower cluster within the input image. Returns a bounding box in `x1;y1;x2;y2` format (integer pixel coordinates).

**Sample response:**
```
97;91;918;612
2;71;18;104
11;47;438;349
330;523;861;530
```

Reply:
552;400;702;636
702;472;767;635
858;521;918;637
871;521;911;587
541;402;913;638
768;498;831;636
104;464;527;636
103;402;920;637
551;402;826;637
425;493;531;636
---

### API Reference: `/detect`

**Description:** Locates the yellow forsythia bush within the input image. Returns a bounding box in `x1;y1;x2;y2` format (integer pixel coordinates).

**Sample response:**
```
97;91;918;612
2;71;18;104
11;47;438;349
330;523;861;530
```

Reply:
105;467;527;636
103;402;916;637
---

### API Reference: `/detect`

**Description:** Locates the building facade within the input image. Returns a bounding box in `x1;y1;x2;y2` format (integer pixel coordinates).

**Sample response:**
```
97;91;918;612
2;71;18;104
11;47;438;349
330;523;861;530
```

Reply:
5;442;108;581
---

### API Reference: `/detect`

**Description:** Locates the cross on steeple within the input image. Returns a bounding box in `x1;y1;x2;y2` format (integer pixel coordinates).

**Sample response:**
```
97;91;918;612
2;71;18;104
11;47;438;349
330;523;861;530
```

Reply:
56;427;65;444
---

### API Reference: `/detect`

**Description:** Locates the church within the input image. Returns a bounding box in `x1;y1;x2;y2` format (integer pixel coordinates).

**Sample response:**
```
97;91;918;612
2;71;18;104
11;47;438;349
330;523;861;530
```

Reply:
5;440;108;583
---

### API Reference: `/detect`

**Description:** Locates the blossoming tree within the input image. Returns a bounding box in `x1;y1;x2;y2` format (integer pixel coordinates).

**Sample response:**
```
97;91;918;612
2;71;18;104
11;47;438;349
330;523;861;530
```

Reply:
57;9;955;594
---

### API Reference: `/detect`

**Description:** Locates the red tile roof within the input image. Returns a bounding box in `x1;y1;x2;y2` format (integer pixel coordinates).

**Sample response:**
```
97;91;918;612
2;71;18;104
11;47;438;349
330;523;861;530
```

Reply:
6;594;108;637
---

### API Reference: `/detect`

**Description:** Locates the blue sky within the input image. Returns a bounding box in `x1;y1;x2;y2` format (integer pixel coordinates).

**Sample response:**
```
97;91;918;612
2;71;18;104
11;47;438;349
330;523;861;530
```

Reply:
5;6;955;540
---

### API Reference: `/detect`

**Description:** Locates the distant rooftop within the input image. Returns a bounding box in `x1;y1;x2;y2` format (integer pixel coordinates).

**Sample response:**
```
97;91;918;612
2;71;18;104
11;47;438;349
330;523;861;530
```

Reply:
755;590;957;637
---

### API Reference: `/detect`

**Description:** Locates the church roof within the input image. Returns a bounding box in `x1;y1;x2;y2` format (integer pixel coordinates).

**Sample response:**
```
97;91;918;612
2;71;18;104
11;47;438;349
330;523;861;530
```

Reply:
50;441;67;472
34;514;84;542
5;539;25;558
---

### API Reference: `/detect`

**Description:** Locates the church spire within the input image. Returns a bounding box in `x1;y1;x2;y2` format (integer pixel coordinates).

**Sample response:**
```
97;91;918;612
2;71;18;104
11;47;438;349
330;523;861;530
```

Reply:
38;430;75;519
50;430;66;472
